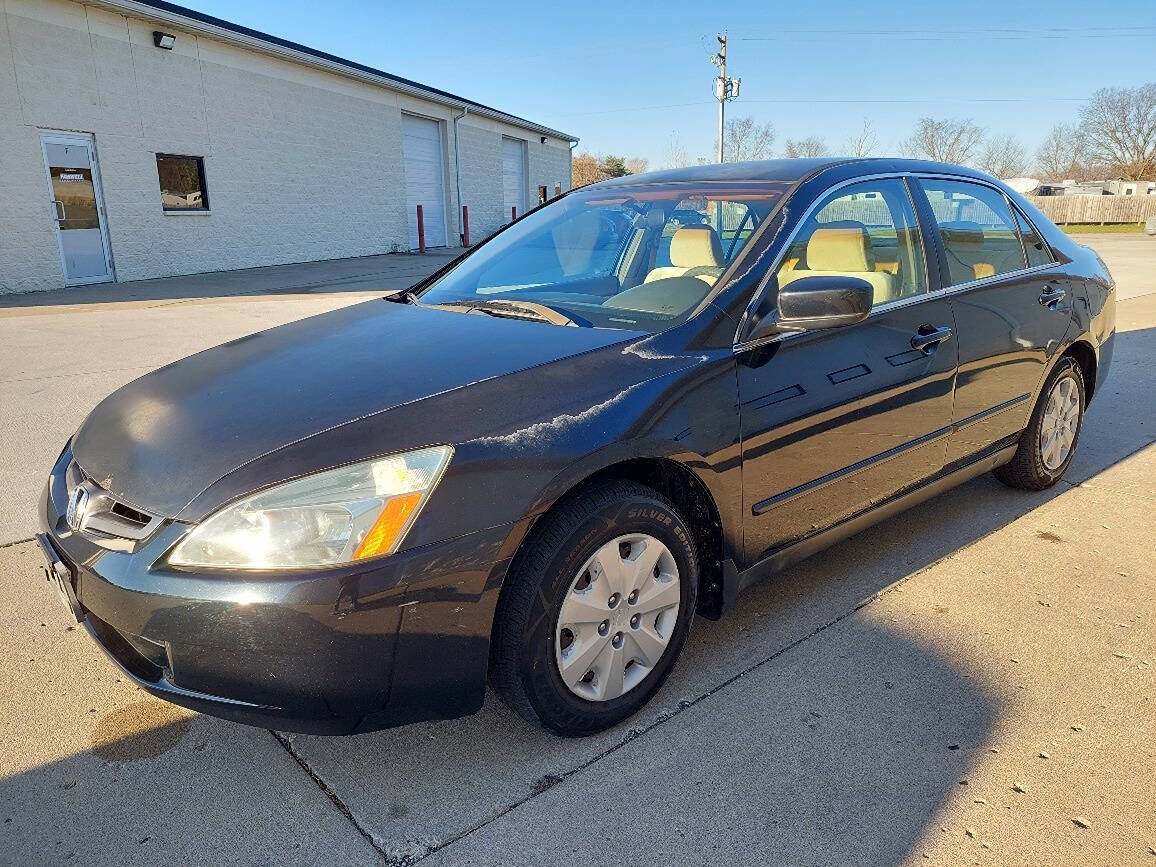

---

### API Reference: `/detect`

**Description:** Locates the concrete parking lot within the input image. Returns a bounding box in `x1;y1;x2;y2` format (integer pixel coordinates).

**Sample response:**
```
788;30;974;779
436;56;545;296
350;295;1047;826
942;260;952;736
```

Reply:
1;237;1153;865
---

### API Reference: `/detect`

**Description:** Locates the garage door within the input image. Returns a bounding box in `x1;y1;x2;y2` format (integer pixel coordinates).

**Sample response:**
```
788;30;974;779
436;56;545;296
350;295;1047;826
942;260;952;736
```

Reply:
402;115;447;248
502;137;526;221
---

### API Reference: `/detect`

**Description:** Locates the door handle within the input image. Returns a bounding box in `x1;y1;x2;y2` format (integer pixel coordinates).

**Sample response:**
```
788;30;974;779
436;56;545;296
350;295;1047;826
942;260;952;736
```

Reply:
911;325;953;354
51;200;66;221
1039;285;1066;308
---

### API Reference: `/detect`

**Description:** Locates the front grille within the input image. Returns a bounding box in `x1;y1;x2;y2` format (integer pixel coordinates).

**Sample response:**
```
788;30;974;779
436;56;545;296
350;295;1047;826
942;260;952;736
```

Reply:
65;463;163;551
110;500;151;527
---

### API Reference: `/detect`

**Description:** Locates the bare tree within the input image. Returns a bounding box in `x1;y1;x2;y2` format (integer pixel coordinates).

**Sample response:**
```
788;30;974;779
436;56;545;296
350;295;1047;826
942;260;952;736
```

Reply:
843;119;878;157
624;157;650;175
782;136;829;158
664;137;693;169
1077;83;1156;179
1035;123;1091;181
978;134;1028;178
722;116;775;162
903;117;985;165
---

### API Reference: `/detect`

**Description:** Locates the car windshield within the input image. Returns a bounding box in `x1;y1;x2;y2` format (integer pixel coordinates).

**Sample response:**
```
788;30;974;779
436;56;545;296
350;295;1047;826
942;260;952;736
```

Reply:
417;181;792;332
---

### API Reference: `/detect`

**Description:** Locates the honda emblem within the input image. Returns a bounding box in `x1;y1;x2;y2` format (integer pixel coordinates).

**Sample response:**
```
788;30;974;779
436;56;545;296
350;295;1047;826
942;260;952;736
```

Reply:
66;485;90;533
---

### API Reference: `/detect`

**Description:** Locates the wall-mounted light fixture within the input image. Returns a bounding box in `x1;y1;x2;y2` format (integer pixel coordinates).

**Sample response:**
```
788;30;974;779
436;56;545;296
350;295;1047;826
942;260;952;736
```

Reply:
153;31;176;50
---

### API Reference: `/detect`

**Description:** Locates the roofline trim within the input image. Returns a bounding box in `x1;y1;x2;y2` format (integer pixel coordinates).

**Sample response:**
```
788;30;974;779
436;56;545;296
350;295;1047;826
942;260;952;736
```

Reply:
80;0;580;143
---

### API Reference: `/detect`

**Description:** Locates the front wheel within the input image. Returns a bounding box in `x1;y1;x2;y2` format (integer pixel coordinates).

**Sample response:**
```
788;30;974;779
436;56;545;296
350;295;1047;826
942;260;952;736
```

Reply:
489;480;698;736
994;355;1085;490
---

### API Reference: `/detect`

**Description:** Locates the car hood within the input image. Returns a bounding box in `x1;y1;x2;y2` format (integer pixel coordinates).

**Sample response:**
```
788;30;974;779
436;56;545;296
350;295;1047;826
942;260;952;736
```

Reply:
71;299;635;517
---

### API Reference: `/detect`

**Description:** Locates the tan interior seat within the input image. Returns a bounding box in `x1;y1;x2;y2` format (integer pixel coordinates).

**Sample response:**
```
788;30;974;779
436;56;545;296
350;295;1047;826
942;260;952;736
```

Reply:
778;225;897;303
644;227;724;284
940;221;995;282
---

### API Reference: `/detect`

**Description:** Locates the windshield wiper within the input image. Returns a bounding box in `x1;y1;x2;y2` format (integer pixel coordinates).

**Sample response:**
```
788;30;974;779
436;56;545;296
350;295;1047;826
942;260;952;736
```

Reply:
432;299;588;327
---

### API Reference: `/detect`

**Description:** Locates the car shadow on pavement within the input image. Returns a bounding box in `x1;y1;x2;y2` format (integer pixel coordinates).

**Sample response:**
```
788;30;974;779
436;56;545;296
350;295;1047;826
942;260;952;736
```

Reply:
1;327;1151;865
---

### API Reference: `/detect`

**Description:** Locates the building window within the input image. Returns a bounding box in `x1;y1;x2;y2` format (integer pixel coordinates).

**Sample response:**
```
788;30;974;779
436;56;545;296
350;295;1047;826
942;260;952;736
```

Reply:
156;154;209;211
538;185;548;205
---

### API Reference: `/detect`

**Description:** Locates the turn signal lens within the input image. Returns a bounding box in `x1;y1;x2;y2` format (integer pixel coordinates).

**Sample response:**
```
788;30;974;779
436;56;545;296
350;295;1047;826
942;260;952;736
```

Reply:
168;446;452;569
353;492;423;560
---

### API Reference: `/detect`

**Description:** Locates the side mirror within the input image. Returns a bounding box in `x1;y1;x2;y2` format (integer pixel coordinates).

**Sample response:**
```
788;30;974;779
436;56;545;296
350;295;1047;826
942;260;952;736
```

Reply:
746;275;873;342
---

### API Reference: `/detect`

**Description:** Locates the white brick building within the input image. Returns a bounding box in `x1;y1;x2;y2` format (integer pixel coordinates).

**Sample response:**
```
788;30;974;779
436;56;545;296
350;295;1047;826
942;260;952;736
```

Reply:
0;0;576;294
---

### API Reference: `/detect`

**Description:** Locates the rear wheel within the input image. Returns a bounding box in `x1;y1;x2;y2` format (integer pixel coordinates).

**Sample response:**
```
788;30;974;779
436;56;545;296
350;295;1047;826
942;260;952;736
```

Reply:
489;480;698;736
994;356;1085;490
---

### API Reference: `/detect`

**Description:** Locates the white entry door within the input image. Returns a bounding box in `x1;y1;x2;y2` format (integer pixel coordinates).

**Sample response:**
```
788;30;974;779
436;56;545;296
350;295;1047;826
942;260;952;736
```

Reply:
39;132;114;285
502;137;526;221
402;115;448;248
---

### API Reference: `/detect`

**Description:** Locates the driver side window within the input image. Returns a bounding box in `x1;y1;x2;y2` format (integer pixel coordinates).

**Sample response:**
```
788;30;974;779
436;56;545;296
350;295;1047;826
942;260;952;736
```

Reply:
776;179;928;307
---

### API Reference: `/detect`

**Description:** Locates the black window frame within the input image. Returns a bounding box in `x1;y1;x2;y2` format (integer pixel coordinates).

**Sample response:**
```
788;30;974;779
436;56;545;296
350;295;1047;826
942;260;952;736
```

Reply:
155;153;210;213
1009;202;1056;268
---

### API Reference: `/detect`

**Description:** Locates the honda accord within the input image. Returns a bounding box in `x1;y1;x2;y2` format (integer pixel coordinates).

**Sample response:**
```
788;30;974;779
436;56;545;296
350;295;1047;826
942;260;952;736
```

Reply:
38;158;1115;736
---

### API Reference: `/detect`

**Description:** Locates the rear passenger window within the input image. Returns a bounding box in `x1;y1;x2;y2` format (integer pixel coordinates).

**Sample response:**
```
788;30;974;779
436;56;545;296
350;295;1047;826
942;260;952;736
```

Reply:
1013;208;1053;268
775;178;927;307
919;179;1027;286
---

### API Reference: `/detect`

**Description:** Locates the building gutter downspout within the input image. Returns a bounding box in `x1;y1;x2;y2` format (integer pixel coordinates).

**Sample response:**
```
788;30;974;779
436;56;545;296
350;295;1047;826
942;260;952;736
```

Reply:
453;106;468;246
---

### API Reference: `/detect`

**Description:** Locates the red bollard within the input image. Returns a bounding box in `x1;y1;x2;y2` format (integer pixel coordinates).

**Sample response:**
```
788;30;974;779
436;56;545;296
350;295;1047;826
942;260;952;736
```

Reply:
511;205;517;222
416;204;426;254
462;205;470;247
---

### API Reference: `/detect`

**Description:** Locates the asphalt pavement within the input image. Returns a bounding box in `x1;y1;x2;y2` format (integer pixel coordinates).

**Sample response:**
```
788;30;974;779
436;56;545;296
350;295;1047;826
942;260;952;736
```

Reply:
0;237;1152;865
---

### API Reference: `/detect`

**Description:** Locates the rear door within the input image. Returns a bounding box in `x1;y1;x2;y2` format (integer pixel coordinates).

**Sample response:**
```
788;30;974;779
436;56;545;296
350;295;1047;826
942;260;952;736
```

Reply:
915;177;1074;466
737;177;958;564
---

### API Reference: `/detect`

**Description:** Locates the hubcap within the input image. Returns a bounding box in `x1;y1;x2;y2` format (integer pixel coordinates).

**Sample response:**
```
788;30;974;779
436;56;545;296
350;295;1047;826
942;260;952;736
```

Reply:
554;533;680;702
1039;374;1080;471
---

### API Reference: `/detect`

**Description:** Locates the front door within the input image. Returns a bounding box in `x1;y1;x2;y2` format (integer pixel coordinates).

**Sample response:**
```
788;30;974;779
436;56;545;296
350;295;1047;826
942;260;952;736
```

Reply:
40;132;113;286
738;177;958;565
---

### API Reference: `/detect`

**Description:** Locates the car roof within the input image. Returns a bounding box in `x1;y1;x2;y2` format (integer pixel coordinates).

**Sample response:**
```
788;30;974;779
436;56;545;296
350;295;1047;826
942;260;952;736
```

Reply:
587;157;998;188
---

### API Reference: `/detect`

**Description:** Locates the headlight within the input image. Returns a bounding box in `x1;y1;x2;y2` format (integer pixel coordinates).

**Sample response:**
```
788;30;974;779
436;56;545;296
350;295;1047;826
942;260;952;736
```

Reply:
168;445;452;569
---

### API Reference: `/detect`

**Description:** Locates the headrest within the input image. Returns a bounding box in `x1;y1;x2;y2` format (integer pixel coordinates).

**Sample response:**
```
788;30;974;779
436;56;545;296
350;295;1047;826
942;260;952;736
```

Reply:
807;226;875;272
551;210;602;275
940;221;985;246
669;227;723;269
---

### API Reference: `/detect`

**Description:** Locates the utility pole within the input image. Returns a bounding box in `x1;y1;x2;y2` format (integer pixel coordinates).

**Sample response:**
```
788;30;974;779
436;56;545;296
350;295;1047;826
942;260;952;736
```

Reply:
711;32;740;163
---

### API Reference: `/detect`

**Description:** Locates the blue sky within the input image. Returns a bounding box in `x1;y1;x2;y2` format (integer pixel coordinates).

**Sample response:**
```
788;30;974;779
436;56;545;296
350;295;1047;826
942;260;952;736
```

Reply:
188;0;1155;169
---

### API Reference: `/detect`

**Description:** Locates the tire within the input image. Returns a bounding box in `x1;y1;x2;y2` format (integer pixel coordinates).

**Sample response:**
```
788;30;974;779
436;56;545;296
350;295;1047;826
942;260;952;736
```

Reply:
994;355;1085;491
489;479;699;736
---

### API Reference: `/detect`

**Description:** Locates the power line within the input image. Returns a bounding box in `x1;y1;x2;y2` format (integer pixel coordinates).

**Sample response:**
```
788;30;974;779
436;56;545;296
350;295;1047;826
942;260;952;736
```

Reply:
556;101;710;118
741;24;1156;35
739;25;1156;42
743;97;1092;104
554;95;1091;118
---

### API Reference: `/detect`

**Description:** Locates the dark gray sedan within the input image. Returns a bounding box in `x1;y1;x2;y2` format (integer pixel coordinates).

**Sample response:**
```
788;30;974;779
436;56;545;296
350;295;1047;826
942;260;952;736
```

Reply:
38;158;1114;736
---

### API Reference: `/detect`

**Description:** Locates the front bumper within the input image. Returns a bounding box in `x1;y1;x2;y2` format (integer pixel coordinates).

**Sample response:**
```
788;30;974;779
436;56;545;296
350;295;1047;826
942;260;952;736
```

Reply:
39;447;516;734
